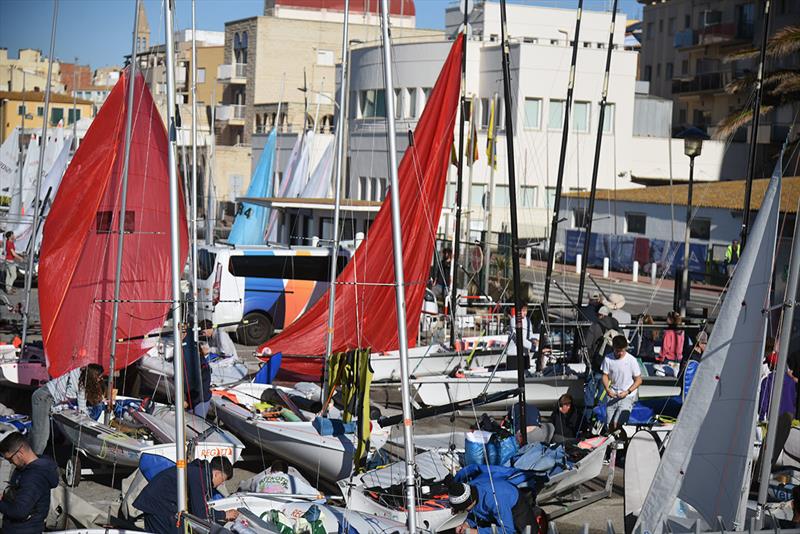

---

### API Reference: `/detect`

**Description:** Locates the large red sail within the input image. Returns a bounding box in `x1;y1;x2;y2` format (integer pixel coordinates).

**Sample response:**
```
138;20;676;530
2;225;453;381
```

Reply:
260;35;463;380
39;70;188;377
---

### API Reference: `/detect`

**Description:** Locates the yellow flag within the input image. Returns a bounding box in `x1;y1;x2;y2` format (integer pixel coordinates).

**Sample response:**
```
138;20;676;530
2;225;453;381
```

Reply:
486;98;497;169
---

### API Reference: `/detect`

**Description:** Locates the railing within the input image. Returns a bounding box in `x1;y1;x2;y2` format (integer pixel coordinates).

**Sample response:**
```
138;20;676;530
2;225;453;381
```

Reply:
214;104;246;122
672;70;744;94
675;23;753;48
217;63;247;81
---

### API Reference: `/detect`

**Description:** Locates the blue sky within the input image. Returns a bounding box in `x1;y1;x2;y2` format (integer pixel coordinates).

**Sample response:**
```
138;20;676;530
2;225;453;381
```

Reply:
0;0;643;69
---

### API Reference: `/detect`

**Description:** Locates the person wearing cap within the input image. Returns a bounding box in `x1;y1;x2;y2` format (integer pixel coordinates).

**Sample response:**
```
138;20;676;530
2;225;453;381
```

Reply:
448;465;543;534
579;292;603;323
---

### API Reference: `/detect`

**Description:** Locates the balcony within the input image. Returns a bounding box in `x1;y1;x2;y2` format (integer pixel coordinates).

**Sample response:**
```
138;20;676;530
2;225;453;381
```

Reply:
217;63;247;84
215;104;246;125
672;70;744;95
674;23;754;49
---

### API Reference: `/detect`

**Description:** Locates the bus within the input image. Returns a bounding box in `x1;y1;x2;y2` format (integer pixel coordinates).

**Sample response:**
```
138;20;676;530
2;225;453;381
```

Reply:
197;245;351;345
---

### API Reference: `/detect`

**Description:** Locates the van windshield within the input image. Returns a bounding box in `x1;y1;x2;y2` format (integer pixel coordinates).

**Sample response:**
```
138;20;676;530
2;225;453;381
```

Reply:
228;255;348;282
198;249;217;280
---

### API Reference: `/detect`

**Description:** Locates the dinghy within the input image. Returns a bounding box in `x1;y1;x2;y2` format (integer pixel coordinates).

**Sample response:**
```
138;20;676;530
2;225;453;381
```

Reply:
211;382;389;482
0;344;48;388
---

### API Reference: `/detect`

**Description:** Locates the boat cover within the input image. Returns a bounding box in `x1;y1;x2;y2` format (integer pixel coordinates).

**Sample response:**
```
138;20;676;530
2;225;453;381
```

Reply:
360;450;450;490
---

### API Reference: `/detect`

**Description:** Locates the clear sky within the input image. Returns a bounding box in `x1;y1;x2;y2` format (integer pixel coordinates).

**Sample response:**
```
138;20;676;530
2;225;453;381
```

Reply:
0;0;643;70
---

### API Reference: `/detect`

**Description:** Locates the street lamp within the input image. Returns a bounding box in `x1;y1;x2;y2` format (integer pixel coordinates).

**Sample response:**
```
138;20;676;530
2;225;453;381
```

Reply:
676;126;709;317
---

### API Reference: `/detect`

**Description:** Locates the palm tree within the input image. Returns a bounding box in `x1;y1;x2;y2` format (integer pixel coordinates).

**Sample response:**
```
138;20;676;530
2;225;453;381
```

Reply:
714;25;800;139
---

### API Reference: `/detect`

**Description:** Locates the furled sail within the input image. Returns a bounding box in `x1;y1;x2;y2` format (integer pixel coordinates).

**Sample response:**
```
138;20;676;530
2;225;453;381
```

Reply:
13;133;72;253
259;35;464;380
635;149;783;532
0;128;20;206
39;70;188;377
300;137;334;199
228;128;277;245
264;130;308;242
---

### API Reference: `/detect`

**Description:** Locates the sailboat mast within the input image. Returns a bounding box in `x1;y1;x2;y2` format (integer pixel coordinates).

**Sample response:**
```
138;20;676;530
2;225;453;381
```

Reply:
498;0;528;445
164;0;188;511
740;0;772;250
540;0;583;336
206;86;216;246
105;0;141;423
756;148;797;523
482;92;498;293
190;0;200;343
72;57;78;151
379;0;417;528
576;0;618;309
21;0;58;347
449;0;469;347
321;0;350;414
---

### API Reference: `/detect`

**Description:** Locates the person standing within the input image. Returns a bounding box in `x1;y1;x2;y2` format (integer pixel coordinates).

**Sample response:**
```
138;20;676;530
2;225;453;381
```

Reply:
4;231;24;294
0;432;59;534
601;335;642;431
582;306;620;419
660;311;685;373
30;364;105;455
507;304;534;372
133;456;239;533
182;324;212;418
725;239;740;278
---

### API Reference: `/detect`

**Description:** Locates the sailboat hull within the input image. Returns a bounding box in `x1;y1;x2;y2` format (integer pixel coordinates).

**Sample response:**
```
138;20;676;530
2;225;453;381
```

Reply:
0;345;49;389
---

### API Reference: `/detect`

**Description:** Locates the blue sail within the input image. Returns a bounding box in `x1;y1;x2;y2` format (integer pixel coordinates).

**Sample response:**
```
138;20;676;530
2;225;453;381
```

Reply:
228;128;277;245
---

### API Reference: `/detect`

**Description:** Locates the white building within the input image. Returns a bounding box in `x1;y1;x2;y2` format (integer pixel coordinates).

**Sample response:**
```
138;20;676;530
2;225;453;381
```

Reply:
250;1;749;245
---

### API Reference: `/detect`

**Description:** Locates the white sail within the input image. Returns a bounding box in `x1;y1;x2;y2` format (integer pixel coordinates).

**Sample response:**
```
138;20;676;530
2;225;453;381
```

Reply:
284;130;315;198
12;133;72;252
0;128;21;206
300;137;334;199
635;151;783;532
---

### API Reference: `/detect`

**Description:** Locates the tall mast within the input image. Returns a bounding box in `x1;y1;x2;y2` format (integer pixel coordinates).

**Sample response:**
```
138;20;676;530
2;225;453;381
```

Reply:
164;0;188;511
379;0;417;528
740;0;772;250
105;0;141;423
482;92;498;293
540;0;583;338
499;0;528;445
576;0;618;309
321;0;350;414
21;0;58;347
206;84;216;245
756;146;796;524
72;57;78;151
17;68;27;219
449;0;469;347
191;0;199;342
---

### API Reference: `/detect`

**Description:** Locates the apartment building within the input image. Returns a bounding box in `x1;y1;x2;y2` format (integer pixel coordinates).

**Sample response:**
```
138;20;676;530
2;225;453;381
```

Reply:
215;0;442;147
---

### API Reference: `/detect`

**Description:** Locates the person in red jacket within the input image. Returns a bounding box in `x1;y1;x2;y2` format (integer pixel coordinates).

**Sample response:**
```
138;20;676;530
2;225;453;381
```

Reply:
659;311;685;372
4;231;24;294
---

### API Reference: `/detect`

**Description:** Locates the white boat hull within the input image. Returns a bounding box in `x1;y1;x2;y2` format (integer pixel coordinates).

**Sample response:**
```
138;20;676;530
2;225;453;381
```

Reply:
211;383;388;482
413;372;681;409
0;345;49;389
369;344;505;382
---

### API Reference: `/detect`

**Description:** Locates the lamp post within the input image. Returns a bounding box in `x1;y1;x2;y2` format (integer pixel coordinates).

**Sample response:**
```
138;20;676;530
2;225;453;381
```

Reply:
677;126;708;317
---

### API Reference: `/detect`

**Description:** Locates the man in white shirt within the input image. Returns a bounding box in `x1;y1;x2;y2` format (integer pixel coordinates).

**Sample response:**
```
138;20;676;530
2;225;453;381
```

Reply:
601;335;642;431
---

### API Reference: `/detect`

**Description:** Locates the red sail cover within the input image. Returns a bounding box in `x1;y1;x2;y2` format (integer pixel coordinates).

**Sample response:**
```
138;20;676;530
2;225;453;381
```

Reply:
39;70;188;377
260;35;463;380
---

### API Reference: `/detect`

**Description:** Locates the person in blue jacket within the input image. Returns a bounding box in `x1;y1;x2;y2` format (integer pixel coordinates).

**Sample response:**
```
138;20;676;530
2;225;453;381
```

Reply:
133;456;239;533
0;431;59;534
181;323;212;418
449;464;545;534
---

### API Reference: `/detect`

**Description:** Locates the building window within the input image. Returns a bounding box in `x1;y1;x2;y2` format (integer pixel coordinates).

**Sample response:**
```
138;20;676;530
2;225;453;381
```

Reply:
317;49;334;66
37;106;43;117
495;185;510;208
602;103;615;133
17;105;25;116
67;108;81;124
359;176;369;200
685;14;691;29
370;177;381;201
682;59;689;75
548;99;565;130
523;97;541;129
666;62;674;79
656;64;661;79
573;101;590;133
658;19;664;33
50;107;64;125
573;208;588;229
408;88;418;119
197;68;206;83
545;187;557;211
446;182;456;206
668;17;676;35
644;65;652;82
470;184;485;208
360;89;386;118
625;213;647;234
646;22;653;39
679;107;687;125
521;185;537;207
394;89;402;119
690;218;711;240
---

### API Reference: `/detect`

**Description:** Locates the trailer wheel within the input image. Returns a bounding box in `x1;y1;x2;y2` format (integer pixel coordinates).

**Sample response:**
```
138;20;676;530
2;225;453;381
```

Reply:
65;454;81;488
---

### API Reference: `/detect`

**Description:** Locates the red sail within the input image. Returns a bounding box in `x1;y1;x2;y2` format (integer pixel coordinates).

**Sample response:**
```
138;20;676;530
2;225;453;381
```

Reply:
260;35;463;380
39;70;188;377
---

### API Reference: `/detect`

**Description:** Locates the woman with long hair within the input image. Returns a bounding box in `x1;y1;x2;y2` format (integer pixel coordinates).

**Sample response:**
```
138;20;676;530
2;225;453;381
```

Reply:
30;363;105;455
660;311;685;372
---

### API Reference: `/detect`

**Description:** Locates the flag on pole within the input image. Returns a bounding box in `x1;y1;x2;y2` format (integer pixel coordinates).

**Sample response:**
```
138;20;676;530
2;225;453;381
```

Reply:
466;100;479;166
486;98;497;169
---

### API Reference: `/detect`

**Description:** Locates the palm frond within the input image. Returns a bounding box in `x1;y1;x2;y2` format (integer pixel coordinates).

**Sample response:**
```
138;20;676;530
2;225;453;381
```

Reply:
763;69;800;87
724;47;758;62
713;104;774;140
774;77;800;94
725;74;754;94
767;25;800;58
